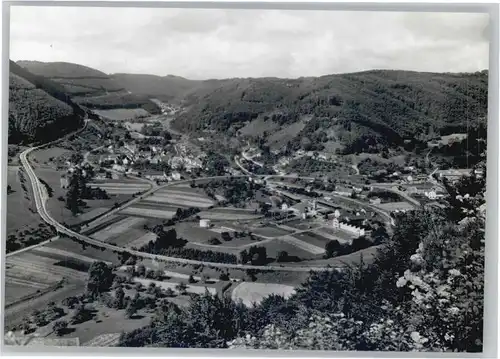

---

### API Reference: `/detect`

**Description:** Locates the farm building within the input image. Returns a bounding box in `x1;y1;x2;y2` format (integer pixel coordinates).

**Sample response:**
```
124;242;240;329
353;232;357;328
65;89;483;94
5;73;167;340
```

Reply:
60;175;69;189
144;170;167;181
200;219;211;228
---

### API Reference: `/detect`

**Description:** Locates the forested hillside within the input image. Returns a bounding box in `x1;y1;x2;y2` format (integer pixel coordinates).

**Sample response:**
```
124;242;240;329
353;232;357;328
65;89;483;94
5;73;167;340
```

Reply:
110;73;201;102
16;61;161;114
8;61;84;144
172;70;488;154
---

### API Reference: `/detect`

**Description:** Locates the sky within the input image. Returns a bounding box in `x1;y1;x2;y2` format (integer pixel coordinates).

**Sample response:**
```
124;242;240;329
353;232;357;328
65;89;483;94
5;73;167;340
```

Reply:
9;7;490;79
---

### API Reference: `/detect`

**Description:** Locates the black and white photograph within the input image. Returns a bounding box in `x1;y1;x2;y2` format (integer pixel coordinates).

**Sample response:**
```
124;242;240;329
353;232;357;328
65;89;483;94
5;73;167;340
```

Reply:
2;4;492;353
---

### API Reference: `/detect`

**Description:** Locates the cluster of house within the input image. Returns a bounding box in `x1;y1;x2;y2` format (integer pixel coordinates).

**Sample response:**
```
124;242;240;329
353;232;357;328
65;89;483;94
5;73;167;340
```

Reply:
435;168;482;183
427;133;468;148
94;141;207;181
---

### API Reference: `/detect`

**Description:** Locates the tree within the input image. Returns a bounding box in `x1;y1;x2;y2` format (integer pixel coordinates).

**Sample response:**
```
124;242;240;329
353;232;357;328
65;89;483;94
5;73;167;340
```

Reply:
71;304;93;324
125;302;138;319
53;320;68;336
85;261;114;299
324;240;342;258
136;264;146;277
65;172;81;215
115;287;125;309
175;282;188;295
276;251;289;263
188;275;196;284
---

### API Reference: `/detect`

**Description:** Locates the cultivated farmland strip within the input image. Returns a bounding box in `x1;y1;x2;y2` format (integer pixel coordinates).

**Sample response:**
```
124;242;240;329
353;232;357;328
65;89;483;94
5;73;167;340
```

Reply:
6;258;88;280
5;276;50;289
119;207;176;219
126;232;157;249
87;182;150;188
91;216;146;241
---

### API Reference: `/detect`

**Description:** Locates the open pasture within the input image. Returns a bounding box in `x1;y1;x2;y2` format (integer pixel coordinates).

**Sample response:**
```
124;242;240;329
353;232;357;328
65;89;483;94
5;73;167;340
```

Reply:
7;166;41;233
119;207;176;219
231;282;296;307
31;246;113;266
278;235;326;255
257;238;318;260
31;147;70;166
375;201;415;212
91;216;147;241
93;108;151;121
250;225;293;238
76;207;110;223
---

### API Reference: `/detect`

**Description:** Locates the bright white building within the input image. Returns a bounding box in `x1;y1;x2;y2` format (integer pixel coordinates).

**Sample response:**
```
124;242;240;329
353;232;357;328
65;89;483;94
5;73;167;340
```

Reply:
200;219;211;228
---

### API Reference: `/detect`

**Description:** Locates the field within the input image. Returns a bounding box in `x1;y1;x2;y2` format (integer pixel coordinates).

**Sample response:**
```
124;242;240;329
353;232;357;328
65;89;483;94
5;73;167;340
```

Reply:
7;166;41;234
293;231;335;249
88;181;150;195
299;245;382;267
91;216;147;242
375;201;415;212
33;167;136;225
273;235;325;256
4;250;89;308
75;207;110;223
93;108;151;121
250;225;293;238
258;238;318;260
231;282;296;307
43;237;123;264
197;208;262;221
30;146;71;166
145;188;214;208
119;207;176;219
